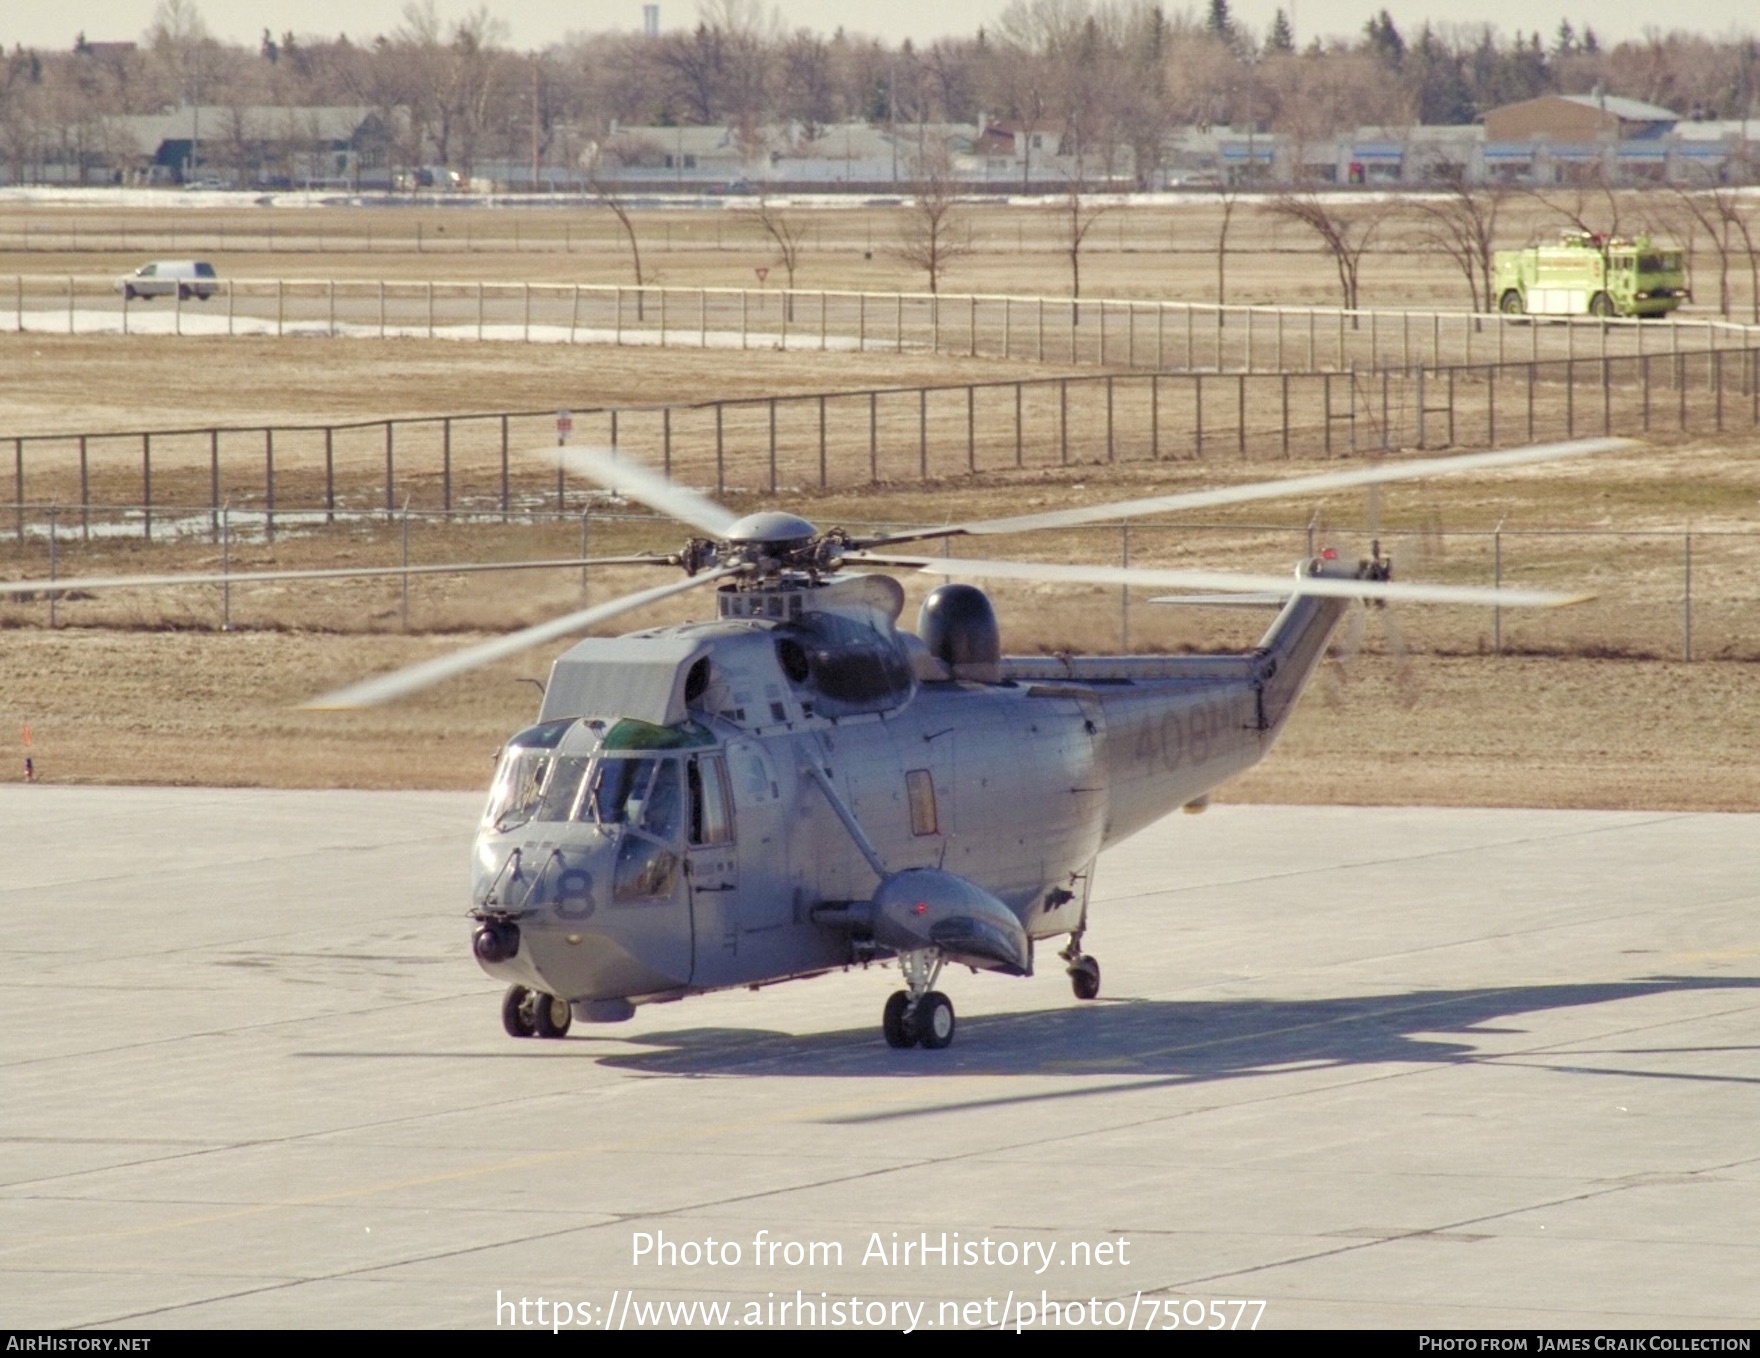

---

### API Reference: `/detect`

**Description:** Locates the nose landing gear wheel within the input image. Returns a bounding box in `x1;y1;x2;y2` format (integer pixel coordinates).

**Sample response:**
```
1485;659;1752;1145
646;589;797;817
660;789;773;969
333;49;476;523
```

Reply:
502;984;537;1038
533;992;573;1038
916;991;956;1049
1068;956;1101;1000
883;990;916;1048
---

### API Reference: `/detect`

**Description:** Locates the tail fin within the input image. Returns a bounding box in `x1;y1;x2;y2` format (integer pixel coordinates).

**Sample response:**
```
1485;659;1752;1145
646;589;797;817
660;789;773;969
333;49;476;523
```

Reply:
1252;564;1358;738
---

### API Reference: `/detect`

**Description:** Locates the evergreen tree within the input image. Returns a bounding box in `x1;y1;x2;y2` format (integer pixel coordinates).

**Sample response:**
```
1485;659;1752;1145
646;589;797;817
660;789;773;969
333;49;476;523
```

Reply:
1365;10;1405;70
1206;0;1236;46
1266;9;1294;56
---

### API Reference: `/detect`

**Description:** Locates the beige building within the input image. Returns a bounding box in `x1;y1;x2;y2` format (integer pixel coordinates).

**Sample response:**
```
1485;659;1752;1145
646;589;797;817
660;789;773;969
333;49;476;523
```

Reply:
1483;93;1678;143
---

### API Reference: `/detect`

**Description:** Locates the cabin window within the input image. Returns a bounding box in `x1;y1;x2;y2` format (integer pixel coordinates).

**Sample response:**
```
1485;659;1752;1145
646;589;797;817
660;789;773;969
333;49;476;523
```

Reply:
906;768;939;836
688;754;734;845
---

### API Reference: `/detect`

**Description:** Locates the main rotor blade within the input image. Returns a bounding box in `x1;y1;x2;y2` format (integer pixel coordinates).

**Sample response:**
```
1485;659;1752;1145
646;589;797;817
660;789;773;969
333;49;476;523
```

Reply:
855;553;1590;608
0;555;675;597
557;446;741;539
303;565;739;710
859;438;1634;546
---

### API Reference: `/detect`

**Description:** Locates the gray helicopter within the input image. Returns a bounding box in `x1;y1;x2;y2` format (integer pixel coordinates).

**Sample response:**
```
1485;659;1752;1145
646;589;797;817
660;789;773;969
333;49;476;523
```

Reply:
0;437;1627;1050
300;437;1625;1050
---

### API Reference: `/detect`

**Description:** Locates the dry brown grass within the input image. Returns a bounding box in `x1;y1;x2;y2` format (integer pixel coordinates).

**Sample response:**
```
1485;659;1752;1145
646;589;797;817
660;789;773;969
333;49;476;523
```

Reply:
2;199;1757;809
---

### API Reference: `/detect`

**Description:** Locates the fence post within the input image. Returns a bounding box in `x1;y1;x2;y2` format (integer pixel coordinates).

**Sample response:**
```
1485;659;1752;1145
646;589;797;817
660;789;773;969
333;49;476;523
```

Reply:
1059;380;1068;464
870;391;879;483
766;399;778;492
78;436;90;540
1106;376;1115;462
500;415;510;518
1493;522;1503;656
1119;521;1130;650
324;428;334;523
10;438;24;545
385;421;395;520
1015;383;1024;468
264;429;276;542
967;386;976;472
700;289;708;349
441;417;452;512
968;294;976;358
221;502;231;631
1238;373;1247;457
663;406;673;479
919;388;928;479
1526;362;1535;442
1322;373;1331;456
1153;375;1162;460
142;433;151;540
46;505;56;628
1566;358;1575;437
1683;531;1693;662
1715;350;1724;432
1446;368;1455;446
820;394;829;488
716;404;725;496
1038;297;1045;362
1643;353;1652;432
277;279;285;337
1415;364;1426;449
378;280;385;338
1196;374;1204;458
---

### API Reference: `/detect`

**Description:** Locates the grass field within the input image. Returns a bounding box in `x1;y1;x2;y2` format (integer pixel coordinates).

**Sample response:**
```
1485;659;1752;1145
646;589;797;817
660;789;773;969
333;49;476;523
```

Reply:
1;198;1756;808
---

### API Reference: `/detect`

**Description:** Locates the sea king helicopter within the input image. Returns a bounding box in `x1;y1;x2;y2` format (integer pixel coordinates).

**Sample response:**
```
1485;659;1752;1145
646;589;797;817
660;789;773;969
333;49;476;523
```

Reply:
3;437;1628;1049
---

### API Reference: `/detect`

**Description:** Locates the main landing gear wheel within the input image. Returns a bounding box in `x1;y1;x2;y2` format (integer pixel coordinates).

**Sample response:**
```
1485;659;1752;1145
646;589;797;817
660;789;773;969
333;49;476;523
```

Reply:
883;990;915;1048
533;992;573;1039
916;992;956;1049
1068;956;1102;1001
883;951;956;1049
502;984;537;1038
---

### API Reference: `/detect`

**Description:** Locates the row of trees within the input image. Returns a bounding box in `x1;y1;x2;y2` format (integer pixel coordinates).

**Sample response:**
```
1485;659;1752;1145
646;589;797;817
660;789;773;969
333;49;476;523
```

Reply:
4;0;1760;188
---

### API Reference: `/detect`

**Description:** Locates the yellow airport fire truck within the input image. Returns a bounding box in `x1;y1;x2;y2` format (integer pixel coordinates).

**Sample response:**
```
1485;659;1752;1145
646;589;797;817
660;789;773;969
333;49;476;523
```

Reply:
1493;231;1688;318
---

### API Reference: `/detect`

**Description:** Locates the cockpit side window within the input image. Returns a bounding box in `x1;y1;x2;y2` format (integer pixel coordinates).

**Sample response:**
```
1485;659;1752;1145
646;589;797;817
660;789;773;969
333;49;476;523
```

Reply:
485;750;551;831
688;754;734;845
582;756;683;843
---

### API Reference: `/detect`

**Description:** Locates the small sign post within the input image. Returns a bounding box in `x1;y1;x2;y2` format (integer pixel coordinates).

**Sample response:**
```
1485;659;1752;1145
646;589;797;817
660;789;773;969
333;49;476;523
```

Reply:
555;409;574;445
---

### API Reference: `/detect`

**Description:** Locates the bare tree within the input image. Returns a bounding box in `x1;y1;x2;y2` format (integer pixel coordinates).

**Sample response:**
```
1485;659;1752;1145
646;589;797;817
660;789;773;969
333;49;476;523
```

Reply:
1267;192;1387;318
1214;180;1241;309
757;196;809;318
1059;173;1112;320
892;153;972;295
1667;171;1759;322
1405;167;1508;313
586;146;649;319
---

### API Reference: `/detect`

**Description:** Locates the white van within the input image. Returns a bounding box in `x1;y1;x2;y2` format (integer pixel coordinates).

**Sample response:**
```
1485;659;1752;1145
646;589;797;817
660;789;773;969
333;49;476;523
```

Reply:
117;260;219;301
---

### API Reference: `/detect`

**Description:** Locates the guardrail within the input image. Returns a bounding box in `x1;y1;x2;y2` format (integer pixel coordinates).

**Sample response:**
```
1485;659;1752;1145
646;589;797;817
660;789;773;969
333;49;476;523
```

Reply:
8;273;1760;374
8;348;1758;544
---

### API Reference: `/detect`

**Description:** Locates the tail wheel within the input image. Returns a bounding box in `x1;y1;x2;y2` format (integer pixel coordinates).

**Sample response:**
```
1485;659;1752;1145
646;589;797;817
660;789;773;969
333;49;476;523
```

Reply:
1498;290;1524;316
1069;956;1101;1001
533;992;572;1038
501;984;537;1038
